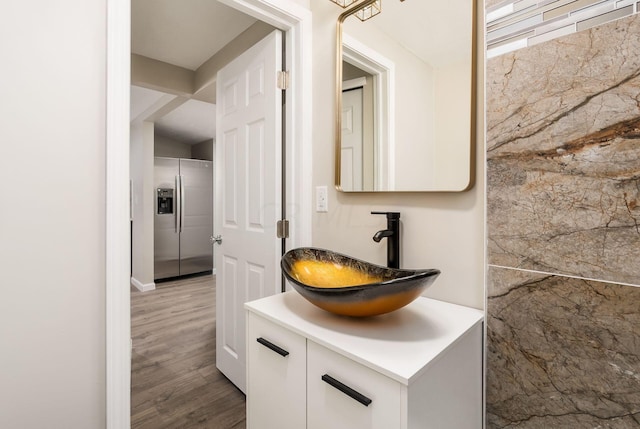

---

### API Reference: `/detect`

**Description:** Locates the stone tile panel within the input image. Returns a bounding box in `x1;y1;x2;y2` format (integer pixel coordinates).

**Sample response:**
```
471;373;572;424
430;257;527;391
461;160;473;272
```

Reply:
486;267;640;428
486;14;640;285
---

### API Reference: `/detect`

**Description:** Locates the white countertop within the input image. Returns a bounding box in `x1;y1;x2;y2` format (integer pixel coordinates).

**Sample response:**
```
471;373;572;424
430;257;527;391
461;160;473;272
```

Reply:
245;291;484;385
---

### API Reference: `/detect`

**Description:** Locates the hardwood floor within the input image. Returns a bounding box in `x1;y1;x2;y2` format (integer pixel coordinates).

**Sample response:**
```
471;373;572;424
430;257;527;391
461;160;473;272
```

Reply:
131;274;246;429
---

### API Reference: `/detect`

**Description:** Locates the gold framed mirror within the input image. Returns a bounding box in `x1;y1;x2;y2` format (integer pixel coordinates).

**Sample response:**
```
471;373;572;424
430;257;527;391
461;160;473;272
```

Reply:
335;0;477;192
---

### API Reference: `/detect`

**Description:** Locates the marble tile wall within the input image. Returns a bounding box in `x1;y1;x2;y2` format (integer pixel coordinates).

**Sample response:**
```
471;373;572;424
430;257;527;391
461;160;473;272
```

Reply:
487;269;640;428
486;11;640;429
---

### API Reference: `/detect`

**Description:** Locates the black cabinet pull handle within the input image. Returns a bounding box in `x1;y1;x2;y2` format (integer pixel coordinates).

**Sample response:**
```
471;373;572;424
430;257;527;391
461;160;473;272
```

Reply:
321;374;372;407
256;337;289;357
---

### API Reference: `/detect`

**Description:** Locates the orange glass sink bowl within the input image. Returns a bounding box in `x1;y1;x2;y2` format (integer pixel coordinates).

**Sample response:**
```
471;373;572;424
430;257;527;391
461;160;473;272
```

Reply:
281;247;441;317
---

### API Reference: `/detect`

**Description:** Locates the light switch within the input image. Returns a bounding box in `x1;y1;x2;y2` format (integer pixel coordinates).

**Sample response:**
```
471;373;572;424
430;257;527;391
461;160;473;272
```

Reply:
316;186;328;212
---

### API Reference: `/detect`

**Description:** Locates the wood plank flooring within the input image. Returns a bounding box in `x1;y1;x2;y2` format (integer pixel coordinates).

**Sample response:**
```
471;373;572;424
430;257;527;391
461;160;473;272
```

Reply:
131;274;246;429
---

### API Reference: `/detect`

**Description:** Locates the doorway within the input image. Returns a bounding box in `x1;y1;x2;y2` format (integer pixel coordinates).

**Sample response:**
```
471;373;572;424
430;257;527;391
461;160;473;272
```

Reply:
106;0;312;426
129;3;278;291
341;33;394;190
131;0;287;421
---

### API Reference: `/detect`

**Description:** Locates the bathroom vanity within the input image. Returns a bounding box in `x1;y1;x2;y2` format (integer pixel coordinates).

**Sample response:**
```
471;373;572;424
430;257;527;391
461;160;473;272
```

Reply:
245;291;483;429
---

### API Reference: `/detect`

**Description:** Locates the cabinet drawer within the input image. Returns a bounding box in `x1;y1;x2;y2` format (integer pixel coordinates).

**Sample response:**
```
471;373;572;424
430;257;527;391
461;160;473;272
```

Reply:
307;340;402;429
247;313;306;429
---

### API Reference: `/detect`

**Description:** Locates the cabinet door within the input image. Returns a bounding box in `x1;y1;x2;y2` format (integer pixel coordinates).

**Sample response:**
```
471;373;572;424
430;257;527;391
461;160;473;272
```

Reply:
247;313;306;429
307;341;402;429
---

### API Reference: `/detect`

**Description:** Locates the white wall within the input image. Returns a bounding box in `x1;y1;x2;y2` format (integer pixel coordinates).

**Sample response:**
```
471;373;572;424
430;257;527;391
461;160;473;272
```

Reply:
130;122;156;288
155;134;192;158
192;138;214;161
311;1;485;309
0;1;107;427
433;59;474;190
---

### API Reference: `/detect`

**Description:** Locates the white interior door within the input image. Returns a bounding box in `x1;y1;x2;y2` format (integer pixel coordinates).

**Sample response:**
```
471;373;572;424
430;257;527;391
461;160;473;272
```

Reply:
215;29;283;393
341;87;364;191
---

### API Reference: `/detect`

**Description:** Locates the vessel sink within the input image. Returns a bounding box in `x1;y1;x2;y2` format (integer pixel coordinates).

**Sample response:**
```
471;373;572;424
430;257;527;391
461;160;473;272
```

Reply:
281;247;440;317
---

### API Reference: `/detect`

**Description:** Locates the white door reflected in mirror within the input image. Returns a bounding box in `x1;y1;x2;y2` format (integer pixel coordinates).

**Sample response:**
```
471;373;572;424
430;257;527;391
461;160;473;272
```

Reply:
341;83;365;191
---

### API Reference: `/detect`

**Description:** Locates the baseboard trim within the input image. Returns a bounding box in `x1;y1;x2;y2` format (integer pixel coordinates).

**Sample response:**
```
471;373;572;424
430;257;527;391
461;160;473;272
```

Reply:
131;277;155;292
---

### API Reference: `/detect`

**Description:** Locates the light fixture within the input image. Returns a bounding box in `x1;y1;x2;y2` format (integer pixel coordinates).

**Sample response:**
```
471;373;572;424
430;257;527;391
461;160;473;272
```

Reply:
355;0;381;21
329;0;382;21
329;0;358;6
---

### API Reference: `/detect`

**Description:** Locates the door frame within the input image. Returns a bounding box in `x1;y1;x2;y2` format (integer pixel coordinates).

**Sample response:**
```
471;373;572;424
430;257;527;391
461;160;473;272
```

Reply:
106;0;312;427
342;33;394;190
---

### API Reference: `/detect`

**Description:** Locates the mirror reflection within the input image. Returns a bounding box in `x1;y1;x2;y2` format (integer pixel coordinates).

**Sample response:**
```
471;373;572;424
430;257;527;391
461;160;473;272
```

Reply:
336;0;476;192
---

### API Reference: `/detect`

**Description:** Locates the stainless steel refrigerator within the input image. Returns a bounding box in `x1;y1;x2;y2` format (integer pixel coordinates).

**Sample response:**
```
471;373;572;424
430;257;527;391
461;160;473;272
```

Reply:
154;157;213;280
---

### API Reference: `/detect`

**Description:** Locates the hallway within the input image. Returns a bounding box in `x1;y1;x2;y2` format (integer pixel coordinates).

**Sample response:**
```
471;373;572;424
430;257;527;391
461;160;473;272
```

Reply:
131;274;246;428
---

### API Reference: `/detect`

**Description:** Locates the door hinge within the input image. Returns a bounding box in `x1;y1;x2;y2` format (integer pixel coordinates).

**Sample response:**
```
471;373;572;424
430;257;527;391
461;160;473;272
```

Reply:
277;70;289;90
276;219;290;239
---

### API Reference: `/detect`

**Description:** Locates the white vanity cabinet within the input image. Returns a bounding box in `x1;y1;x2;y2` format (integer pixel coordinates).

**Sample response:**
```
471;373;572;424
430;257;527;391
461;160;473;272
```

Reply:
246;291;484;429
246;313;306;429
306;340;402;429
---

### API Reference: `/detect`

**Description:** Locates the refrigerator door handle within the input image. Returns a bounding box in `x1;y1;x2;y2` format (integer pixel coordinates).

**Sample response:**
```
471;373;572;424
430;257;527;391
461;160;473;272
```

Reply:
175;175;180;234
180;174;185;233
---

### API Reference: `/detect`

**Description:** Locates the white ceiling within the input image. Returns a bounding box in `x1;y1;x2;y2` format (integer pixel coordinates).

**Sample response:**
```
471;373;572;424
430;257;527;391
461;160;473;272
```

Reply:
349;0;472;67
130;85;167;120
131;0;258;144
131;0;257;70
156;99;217;144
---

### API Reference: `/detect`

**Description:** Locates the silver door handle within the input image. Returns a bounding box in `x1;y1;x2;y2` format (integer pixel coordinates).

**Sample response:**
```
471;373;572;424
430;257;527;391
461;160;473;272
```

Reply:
179;174;185;233
210;235;222;245
175;176;180;233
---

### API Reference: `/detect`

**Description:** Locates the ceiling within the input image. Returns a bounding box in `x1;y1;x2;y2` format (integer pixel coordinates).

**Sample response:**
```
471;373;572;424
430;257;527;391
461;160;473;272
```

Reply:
132;0;257;70
130;85;218;145
350;0;472;67
130;0;258;144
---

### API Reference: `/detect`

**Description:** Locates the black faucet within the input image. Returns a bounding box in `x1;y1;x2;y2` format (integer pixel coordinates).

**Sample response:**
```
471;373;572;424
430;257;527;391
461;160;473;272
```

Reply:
371;211;400;269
